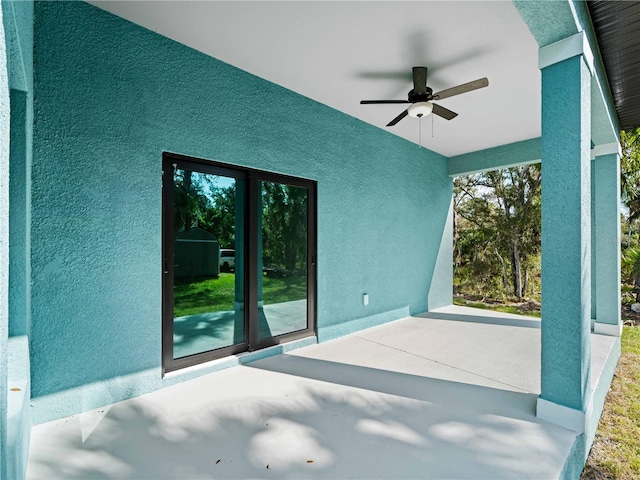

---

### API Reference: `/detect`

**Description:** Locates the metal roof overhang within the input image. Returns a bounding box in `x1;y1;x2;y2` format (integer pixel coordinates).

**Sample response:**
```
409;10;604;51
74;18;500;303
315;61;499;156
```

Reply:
588;1;640;131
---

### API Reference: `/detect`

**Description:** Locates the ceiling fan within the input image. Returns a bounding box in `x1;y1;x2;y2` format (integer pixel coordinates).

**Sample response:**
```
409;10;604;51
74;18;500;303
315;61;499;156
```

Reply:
360;66;489;126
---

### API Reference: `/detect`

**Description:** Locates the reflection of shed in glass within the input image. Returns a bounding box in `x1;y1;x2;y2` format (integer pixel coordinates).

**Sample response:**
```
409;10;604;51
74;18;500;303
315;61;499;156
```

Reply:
174;228;220;278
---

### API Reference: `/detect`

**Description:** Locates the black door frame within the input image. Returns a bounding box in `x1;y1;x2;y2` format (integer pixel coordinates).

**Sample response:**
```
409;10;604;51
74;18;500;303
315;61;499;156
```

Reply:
162;152;317;375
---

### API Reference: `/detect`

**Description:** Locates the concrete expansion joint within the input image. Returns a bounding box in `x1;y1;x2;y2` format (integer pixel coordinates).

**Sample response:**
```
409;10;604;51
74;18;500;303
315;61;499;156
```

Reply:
539;31;595;75
355;334;531;394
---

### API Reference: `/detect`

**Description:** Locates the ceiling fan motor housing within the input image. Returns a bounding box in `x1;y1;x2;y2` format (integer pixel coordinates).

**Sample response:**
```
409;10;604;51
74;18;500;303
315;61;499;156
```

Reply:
408;87;433;103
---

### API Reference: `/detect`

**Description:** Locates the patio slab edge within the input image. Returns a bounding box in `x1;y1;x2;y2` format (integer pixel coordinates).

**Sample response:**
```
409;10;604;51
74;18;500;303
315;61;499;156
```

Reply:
559;334;621;480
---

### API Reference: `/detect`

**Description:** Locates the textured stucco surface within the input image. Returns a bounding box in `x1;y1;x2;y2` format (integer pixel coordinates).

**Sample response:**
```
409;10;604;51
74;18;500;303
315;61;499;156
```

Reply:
1;1;11;477
593;154;621;326
514;0;618;146
2;1;34;477
559;336;620;480
448;137;541;177
9;88;26;336
7;335;30;480
514;0;579;48
2;0;25;91
31;1;452;420
7;0;32;342
540;55;592;411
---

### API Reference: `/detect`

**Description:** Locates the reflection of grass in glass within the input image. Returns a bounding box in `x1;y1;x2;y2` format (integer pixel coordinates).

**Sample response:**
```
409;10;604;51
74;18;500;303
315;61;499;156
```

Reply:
174;273;306;317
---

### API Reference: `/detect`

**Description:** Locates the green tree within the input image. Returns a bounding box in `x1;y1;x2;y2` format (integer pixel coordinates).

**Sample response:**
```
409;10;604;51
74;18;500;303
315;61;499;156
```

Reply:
623;247;640;302
200;185;236;248
173;169;237;247
261;183;307;271
454;164;541;300
621;127;640;220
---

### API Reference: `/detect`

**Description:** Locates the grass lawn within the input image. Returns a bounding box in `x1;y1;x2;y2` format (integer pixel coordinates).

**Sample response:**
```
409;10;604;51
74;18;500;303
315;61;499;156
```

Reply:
453;296;541;317
173;273;307;317
582;325;640;479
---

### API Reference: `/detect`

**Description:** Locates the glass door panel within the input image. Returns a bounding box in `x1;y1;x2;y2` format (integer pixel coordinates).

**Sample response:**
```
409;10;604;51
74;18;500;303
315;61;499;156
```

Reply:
257;181;309;340
172;168;245;359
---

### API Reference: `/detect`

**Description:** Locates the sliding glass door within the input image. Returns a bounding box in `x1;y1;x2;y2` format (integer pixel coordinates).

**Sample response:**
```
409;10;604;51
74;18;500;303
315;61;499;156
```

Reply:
257;180;310;341
162;153;316;373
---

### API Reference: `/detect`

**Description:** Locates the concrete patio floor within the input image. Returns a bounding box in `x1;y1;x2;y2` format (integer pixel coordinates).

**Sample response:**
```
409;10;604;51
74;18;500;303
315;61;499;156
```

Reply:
26;306;615;479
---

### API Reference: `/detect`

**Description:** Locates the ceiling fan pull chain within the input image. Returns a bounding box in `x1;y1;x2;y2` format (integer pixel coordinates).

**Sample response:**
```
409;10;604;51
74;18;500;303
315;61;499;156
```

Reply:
432;112;434;138
419;115;422;148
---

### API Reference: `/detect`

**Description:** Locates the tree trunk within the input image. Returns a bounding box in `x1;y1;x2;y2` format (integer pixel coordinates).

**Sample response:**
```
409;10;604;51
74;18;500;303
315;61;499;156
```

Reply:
494;246;511;295
509;237;523;299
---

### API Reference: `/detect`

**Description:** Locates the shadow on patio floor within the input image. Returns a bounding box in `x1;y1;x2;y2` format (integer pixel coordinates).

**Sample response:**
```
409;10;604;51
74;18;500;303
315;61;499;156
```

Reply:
28;330;576;479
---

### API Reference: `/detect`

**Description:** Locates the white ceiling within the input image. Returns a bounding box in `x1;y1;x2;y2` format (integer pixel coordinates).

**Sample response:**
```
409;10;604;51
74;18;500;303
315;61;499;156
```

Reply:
89;1;541;158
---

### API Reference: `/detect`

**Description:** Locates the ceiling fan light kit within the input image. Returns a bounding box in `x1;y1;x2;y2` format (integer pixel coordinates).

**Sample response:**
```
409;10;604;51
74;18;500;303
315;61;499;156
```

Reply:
360;66;489;128
408;101;433;118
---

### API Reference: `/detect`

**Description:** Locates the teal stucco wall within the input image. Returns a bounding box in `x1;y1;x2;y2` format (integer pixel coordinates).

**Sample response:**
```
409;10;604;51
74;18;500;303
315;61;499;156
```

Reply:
0;2;10;476
31;1;452;421
2;0;34;477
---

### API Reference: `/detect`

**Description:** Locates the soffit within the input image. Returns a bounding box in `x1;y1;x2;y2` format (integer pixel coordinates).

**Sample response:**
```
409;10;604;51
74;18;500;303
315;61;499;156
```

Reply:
588;1;640;131
88;1;542;157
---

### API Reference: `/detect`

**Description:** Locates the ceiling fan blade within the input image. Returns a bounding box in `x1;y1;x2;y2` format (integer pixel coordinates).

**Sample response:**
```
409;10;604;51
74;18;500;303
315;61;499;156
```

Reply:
432;77;489;101
412;67;428;95
432;103;458;120
360;100;410;104
387;109;409;127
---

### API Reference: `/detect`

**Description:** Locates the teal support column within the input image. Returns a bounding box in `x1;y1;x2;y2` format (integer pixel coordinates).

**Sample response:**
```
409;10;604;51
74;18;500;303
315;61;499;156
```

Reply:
593;152;621;334
538;54;592;421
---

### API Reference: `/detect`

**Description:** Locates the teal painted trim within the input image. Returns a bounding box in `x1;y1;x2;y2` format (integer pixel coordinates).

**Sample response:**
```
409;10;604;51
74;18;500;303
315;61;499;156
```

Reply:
559;433;586;480
448;137;541;177
2;0;33;93
559;337;621;480
0;2;11;477
2;1;25;91
31;335;317;425
7;336;30;480
317;306;411;343
593;154;621;325
585;337;620;452
540;55;592;411
513;0;579;47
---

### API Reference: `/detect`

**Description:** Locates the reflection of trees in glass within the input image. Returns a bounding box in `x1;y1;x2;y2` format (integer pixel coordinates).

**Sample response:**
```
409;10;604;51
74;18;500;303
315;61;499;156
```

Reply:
204;186;235;248
173;169;236;247
262;183;307;272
